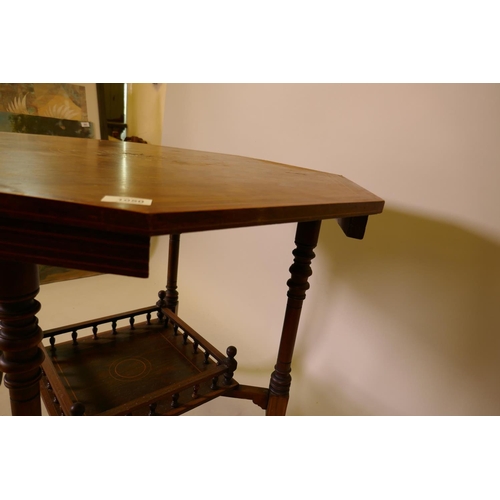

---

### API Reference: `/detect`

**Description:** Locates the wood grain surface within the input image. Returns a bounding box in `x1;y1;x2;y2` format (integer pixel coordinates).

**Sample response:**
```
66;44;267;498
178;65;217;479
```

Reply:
0;132;384;235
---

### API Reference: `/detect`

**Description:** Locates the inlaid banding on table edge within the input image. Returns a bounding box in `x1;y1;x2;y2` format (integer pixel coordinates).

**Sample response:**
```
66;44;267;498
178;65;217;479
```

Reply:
0;216;150;278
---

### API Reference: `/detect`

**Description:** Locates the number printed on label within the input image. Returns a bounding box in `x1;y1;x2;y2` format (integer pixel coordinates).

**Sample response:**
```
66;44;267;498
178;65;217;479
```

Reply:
101;195;153;206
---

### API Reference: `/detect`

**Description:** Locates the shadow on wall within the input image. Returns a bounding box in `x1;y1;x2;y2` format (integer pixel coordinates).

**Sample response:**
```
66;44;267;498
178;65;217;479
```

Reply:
292;209;500;415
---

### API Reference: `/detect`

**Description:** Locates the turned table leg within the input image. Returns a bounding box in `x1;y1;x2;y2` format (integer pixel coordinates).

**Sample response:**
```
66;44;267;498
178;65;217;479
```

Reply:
0;260;44;416
267;220;321;416
165;234;181;313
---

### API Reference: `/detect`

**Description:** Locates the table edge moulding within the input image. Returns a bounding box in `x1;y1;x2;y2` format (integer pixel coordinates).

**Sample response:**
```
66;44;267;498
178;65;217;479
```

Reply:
0;132;384;416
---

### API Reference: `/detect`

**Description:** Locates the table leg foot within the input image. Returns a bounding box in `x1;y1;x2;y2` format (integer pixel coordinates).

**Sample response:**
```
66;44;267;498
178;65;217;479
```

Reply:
0;260;44;416
266;394;289;416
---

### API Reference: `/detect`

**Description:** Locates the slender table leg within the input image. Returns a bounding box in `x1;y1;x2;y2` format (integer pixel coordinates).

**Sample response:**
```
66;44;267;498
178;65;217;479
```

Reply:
165;234;181;313
267;220;321;416
0;260;44;416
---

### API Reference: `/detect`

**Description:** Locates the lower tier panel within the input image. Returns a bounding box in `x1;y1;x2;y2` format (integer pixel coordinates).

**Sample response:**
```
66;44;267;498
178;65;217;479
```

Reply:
40;310;239;416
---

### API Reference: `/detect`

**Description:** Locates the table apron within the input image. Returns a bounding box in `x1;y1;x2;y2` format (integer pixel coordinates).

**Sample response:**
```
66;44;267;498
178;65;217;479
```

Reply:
0;217;150;278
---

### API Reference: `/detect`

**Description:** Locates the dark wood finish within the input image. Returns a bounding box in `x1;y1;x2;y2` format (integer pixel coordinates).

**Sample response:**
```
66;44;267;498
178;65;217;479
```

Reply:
0;215;150;278
0;133;383;237
95;83;109;141
43;305;159;341
40;353;79;416
267;220;322;416
223;385;269;410
40;309;239;416
98;83;127;140
338;215;369;240
0;132;384;416
165;234;181;313
0;260;44;415
124;136;147;143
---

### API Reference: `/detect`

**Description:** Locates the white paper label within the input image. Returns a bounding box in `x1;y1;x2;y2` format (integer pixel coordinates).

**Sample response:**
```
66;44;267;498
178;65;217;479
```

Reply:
101;195;152;206
81;121;90;128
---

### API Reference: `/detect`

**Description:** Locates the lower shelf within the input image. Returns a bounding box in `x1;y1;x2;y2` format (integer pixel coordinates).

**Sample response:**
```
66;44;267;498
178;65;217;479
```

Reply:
40;310;239;416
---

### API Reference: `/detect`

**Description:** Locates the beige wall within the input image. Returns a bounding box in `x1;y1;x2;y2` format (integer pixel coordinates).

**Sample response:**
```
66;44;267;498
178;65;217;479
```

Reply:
126;83;167;145
161;84;500;415
2;84;498;416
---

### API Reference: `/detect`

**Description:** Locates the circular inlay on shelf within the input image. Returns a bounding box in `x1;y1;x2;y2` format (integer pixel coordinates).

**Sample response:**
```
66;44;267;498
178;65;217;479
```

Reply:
109;357;152;381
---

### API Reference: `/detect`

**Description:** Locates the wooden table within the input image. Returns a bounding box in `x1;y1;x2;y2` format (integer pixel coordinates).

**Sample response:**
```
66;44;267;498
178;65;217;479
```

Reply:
0;132;384;416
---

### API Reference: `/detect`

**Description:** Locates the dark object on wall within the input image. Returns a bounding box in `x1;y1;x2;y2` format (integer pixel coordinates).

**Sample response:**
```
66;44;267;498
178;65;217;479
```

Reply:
96;83;126;139
0;112;94;138
0;83;101;285
96;83;108;140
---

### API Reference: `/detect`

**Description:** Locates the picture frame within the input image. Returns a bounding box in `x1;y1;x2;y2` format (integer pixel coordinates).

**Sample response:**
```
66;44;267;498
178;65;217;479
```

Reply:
0;83;108;284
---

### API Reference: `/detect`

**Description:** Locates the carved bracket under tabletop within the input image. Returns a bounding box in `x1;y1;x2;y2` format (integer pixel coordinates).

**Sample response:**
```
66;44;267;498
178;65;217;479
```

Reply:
337;215;369;240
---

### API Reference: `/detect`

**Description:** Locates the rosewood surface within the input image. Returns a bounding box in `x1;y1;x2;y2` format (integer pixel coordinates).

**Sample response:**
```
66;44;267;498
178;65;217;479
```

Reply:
0;131;384;416
0;133;383;235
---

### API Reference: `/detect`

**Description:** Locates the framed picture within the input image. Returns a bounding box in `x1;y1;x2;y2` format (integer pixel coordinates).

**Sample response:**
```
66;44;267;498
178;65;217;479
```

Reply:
0;83;107;284
0;83;106;140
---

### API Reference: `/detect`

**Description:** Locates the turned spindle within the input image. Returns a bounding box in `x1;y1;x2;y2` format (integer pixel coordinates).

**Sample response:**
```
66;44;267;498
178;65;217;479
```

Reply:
171;393;179;408
223;346;237;386
156;290;166;322
192;384;199;399
70;402;86;416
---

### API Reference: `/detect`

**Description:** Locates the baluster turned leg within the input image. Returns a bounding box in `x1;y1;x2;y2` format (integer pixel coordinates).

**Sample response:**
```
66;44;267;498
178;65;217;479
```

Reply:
267;220;321;416
165;234;180;313
0;260;44;416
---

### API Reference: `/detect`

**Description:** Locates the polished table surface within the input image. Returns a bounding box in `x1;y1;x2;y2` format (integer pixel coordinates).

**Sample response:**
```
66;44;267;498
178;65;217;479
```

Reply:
0;132;384;415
